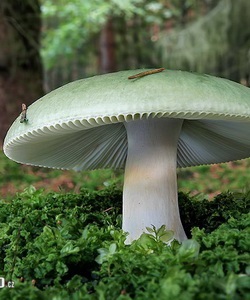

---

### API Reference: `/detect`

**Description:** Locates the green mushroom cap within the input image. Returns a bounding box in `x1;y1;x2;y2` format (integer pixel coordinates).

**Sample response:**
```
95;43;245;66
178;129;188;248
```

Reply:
3;69;250;170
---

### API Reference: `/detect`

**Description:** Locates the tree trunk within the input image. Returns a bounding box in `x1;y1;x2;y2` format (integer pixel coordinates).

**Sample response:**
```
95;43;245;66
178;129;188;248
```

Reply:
0;0;43;144
98;17;117;73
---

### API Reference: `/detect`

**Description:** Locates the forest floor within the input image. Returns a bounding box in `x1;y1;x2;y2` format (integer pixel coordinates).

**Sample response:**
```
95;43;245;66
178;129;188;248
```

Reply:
0;151;249;199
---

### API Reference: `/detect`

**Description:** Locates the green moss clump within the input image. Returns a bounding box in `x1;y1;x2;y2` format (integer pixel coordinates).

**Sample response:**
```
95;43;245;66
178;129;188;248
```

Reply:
179;191;250;237
0;187;249;299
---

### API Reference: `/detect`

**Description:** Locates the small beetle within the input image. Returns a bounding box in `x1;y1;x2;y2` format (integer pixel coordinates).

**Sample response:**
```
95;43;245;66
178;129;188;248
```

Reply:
20;103;28;123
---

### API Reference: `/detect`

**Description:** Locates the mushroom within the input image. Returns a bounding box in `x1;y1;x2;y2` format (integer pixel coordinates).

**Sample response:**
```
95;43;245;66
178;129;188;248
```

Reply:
3;69;250;243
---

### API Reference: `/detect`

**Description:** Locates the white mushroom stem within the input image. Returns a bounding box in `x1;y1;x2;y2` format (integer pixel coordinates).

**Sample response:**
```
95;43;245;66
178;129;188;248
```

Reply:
123;117;187;244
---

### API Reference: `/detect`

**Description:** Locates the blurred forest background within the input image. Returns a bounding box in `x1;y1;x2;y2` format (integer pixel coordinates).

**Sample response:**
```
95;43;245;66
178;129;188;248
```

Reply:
0;0;249;198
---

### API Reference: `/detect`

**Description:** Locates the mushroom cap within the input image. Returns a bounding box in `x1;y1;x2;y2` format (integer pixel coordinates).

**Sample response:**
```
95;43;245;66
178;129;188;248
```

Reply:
3;69;250;170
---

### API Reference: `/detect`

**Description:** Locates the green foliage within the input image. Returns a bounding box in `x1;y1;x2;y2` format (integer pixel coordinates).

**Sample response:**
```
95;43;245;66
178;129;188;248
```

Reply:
0;186;122;283
144;224;174;243
41;0;178;58
92;207;249;300
40;0;191;84
0;187;249;299
179;191;250;237
159;0;250;82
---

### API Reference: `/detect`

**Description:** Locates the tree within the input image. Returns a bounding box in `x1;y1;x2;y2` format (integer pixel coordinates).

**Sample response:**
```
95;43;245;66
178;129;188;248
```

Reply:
41;0;175;90
0;0;43;143
158;0;250;85
41;0;250;92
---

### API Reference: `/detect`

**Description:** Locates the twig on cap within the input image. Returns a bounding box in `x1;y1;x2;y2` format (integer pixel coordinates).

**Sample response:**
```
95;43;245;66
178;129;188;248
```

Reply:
128;68;165;79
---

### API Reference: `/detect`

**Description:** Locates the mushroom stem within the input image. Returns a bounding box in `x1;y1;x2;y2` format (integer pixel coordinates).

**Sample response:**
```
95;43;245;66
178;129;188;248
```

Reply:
123;117;187;244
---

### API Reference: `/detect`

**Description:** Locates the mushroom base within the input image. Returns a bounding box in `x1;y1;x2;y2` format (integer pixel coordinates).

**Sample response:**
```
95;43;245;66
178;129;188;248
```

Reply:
123;117;187;244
